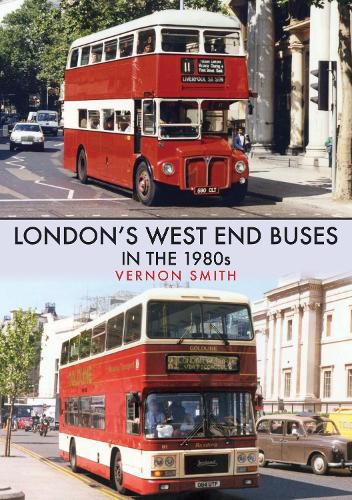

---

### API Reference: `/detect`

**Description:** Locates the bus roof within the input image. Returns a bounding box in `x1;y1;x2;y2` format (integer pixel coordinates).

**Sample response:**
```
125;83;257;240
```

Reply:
72;288;250;334
70;9;240;49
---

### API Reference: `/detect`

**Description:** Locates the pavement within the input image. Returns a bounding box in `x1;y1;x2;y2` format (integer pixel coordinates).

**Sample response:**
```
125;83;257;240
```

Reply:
0;441;108;500
248;156;352;217
1;134;352;217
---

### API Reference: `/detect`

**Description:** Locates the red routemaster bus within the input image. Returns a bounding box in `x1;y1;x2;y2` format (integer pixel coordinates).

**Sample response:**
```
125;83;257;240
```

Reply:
64;10;250;205
59;288;258;495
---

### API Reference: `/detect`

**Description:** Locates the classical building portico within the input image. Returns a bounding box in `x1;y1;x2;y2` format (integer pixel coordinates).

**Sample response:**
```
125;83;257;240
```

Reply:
253;275;352;412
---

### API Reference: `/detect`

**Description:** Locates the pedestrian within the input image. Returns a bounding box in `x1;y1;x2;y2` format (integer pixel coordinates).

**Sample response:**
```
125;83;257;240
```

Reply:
244;133;252;154
325;136;332;168
233;128;245;153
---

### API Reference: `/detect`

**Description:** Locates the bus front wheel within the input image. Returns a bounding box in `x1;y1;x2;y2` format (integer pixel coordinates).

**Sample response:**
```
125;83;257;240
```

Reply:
77;149;88;184
112;451;127;494
69;439;78;473
135;162;159;206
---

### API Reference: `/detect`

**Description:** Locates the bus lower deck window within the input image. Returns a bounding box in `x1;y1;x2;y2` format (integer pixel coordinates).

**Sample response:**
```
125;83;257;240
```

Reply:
116;110;131;132
103;109;114;131
78;109;87;128
88;110;100;129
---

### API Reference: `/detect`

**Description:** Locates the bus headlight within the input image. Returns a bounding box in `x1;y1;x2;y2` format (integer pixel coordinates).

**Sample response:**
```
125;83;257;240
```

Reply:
237;453;246;464
154;456;164;467
234;161;246;174
247;453;256;463
164;456;175;467
162;162;175;175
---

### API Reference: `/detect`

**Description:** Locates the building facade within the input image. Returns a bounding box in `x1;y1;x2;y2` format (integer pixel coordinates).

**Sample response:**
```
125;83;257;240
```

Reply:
253;274;352;412
229;0;345;166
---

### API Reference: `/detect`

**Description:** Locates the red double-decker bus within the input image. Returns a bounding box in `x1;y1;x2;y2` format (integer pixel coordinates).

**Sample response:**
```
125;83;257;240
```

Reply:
59;288;258;495
64;10;250;205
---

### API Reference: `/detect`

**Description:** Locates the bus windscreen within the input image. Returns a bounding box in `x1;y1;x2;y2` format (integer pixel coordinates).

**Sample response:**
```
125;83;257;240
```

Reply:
147;301;253;340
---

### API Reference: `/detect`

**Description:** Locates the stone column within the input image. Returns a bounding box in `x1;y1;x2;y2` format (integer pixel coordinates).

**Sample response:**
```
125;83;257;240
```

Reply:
291;305;303;398
246;0;275;152
288;35;304;154
304;3;331;166
265;312;276;399
272;312;283;399
298;302;321;402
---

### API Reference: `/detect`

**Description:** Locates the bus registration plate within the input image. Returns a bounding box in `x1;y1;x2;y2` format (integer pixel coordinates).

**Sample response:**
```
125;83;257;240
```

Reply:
195;481;220;489
194;187;219;195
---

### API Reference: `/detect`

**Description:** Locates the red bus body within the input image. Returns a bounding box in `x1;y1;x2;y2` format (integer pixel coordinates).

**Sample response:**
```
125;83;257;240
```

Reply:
63;10;250;204
58;289;258;496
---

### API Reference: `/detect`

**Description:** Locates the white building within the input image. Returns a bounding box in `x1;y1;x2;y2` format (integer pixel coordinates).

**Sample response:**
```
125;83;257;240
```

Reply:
253;274;352;413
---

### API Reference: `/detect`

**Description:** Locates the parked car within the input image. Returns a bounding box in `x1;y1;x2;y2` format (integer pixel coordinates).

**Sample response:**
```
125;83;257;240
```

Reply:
18;416;32;430
9;123;45;151
256;414;352;475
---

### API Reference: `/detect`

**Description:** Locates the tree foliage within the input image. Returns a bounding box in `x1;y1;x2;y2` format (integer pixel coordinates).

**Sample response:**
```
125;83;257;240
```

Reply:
0;309;42;456
0;0;224;100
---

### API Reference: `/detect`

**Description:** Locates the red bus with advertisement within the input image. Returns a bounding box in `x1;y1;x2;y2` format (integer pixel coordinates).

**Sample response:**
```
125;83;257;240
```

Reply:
63;10;250;205
59;288;258;495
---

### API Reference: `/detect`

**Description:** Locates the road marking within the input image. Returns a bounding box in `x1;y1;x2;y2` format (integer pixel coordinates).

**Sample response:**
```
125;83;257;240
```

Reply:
5;156;26;169
65;214;75;217
7;215;17;218
120;214;129;217
181;214;189;217
2;441;123;499
53;142;64;146
0;197;126;202
92;214;101;217
41;214;51;217
35;178;74;199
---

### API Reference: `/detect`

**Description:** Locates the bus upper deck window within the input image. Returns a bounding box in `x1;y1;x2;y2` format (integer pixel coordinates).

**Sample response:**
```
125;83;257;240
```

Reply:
124;305;142;344
119;35;134;58
70;49;79;68
204;31;241;55
137;29;155;54
91;43;103;63
69;335;80;362
104;39;117;61
91;323;106;355
80;46;90;66
161;29;199;53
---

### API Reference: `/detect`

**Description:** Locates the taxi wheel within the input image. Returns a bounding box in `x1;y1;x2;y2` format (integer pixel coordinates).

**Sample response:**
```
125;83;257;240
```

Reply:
135;162;160;206
77;148;88;184
258;450;268;467
9;143;15;151
112;451;127;494
311;454;328;475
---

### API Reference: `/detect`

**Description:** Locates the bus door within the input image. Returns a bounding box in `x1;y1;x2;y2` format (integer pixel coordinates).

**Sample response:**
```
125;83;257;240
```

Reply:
140;99;156;156
134;100;142;154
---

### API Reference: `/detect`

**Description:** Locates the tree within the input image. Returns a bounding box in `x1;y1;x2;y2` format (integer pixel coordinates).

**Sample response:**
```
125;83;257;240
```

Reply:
277;0;352;200
0;310;41;457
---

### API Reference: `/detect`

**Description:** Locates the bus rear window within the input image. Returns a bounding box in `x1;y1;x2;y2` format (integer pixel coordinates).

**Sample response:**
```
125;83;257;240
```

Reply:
80;46;90;66
161;29;199;53
204;30;241;55
104;39;117;60
70;49;79;68
119;35;134;58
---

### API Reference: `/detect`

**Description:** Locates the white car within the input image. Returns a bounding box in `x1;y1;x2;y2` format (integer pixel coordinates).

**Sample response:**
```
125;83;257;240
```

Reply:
10;123;45;151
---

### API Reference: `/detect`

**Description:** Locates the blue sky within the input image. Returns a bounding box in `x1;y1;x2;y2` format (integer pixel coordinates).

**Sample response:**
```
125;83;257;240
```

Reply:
0;277;277;319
